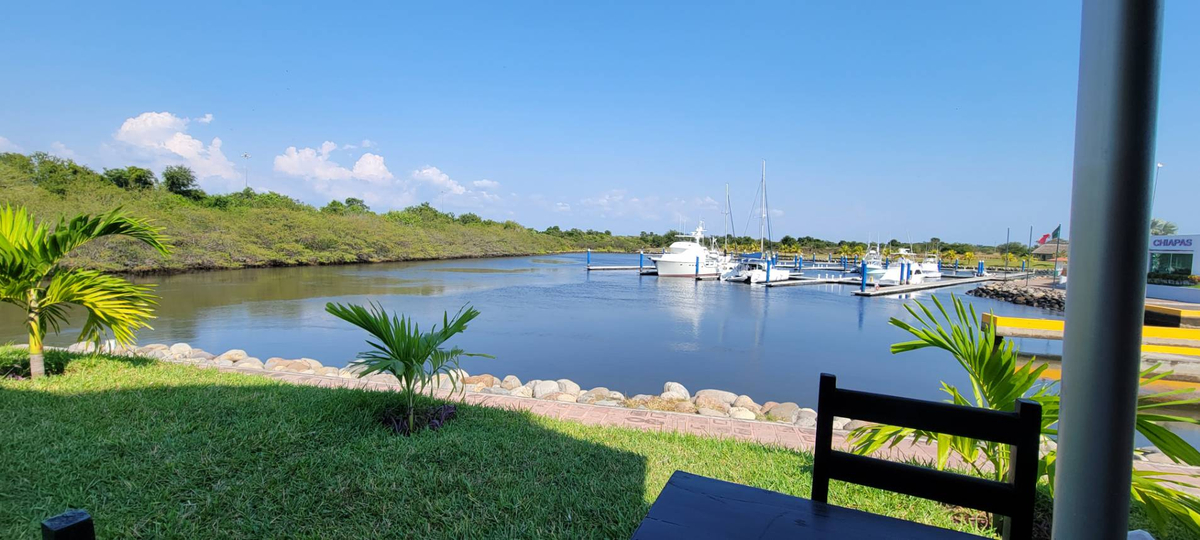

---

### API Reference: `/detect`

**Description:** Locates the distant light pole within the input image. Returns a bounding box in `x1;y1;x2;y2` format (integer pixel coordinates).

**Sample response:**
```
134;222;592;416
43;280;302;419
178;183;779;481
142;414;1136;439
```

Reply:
241;153;251;190
1151;162;1164;212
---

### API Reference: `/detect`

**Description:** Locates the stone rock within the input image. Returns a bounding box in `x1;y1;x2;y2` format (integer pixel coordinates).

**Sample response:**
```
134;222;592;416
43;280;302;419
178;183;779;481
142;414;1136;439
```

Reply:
296;358;323;371
141;343;169;351
501;375;522;390
660;391;689;401
694;389;738;405
595;400;620;407
843;420;872;431
663;382;690;400
264;357;288;370
794;408;819;428
510;385;533;398
190;349;215;360
762;401;779;412
697;407;728;417
149;349;170;360
67;342;96;354
674;401;698;414
607;391;625;401
215;358;234;368
729;407;756;420
766;402;801;423
479;387;511;395
370;373;400;385
733;395;760;413
460;383;480;394
543;392;578;403
463;374;498;388
234;357;264;370
451;368;469;380
630;394;655;402
319;366;340;377
694;395;731;413
579;387;610;405
832;416;851;430
556;379;581;395
533;380;561;398
169;343;192;355
216;349;248;362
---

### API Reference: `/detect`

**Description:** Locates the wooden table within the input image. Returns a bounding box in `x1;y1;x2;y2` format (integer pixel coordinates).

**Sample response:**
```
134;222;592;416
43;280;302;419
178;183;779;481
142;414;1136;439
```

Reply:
632;471;984;539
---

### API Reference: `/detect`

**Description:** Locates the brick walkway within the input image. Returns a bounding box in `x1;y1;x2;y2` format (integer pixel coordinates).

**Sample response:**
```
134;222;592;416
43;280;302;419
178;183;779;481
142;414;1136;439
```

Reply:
217;364;1200;495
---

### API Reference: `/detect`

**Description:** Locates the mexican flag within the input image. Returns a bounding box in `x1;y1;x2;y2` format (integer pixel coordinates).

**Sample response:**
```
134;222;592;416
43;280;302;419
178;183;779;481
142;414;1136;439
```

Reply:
1037;225;1062;245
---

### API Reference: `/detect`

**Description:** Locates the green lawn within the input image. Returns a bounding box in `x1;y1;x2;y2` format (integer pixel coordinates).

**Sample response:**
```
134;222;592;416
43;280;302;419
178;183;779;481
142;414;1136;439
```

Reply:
0;350;1179;539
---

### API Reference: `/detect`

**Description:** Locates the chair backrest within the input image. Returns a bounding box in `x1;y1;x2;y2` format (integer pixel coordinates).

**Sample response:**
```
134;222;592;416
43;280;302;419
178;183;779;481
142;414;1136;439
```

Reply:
811;373;1041;540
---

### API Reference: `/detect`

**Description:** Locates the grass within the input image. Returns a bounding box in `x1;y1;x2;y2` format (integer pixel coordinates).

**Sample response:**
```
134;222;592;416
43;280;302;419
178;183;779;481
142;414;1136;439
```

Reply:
1;349;1186;539
0;351;1004;539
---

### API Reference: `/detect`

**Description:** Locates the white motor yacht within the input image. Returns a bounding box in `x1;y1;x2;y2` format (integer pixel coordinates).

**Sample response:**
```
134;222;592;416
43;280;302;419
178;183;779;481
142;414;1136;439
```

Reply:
651;223;724;278
918;254;942;280
880;258;927;285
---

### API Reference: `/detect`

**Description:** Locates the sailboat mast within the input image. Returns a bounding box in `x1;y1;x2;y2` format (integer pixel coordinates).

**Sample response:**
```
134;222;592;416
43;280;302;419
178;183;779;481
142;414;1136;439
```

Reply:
760;160;766;255
723;183;730;252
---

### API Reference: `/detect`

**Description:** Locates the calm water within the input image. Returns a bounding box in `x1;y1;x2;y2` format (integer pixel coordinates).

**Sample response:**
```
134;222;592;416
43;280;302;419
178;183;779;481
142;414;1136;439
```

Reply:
4;253;1196;445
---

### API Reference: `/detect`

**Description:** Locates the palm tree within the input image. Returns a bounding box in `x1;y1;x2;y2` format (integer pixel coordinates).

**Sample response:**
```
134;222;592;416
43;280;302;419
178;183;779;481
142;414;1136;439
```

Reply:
0;205;170;378
851;244;866;259
325;302;492;433
963;251;976;266
942;249;958;263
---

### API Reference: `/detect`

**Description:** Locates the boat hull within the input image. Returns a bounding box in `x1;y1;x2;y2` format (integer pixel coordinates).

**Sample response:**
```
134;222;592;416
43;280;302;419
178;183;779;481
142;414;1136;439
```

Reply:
652;258;720;278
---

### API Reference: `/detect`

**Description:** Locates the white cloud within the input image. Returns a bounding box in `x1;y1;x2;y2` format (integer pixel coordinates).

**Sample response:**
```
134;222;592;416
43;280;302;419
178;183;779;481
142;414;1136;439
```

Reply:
769;208;785;218
50;141;77;159
351;153;394;183
274;142;394;186
361;139;376;148
473;179;500;189
411;166;466;195
554;202;571;212
273;142;353;181
114;111;237;179
197;113;214;124
0;136;24;153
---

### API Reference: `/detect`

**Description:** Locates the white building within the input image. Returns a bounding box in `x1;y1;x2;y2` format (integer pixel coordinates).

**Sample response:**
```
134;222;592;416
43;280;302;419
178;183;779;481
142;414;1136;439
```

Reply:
1147;234;1200;302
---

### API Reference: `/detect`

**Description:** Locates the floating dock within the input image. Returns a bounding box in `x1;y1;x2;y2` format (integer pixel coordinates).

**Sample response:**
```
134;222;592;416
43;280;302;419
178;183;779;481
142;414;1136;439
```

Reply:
850;274;1029;297
764;277;861;287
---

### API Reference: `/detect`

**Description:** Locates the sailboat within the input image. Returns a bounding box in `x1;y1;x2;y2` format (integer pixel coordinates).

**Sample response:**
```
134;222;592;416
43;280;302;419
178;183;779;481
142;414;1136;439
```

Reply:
721;161;790;284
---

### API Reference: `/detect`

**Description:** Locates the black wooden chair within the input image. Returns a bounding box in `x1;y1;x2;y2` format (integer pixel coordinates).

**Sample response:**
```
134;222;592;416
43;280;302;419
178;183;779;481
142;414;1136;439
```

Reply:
813;373;1042;540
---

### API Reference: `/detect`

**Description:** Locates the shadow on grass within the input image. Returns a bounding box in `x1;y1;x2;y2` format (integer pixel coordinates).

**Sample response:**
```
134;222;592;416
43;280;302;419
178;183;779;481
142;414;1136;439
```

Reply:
0;372;648;539
0;347;155;378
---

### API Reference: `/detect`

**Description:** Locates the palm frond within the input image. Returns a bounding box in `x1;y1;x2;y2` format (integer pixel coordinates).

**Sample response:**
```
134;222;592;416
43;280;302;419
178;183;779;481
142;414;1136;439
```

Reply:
41;269;159;345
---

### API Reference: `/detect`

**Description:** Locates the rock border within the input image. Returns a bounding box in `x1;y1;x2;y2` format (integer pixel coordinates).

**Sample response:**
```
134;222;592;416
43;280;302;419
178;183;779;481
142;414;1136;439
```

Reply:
86;341;857;430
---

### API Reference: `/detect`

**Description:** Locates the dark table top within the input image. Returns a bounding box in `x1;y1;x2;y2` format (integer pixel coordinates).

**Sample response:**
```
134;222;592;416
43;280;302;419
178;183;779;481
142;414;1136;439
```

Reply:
631;471;985;540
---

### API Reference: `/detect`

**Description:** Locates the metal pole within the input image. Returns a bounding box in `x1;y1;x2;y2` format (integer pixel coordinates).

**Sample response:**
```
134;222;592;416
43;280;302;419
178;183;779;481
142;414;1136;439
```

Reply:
1053;1;1163;538
860;261;867;292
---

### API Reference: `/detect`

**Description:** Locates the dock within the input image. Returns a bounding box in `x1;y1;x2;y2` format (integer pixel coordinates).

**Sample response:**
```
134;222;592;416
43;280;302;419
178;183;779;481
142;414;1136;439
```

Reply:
850;274;1029;297
764;277;861;287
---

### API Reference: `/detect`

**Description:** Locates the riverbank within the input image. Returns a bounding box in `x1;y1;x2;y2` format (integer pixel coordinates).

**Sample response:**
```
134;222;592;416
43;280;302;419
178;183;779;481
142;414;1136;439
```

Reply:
0;162;643;274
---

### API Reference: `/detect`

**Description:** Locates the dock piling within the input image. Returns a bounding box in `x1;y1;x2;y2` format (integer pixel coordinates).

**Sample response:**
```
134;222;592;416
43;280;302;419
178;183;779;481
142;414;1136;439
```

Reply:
586;249;591;268
860;261;867;292
639;251;644;272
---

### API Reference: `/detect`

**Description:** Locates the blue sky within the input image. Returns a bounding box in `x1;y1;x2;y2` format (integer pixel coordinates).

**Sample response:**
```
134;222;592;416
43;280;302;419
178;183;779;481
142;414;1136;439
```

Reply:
1;1;1196;244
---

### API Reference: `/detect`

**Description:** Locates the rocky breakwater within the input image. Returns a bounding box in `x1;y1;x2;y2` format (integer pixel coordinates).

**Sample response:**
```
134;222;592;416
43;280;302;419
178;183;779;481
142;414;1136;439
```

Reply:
967;282;1065;311
112;342;865;431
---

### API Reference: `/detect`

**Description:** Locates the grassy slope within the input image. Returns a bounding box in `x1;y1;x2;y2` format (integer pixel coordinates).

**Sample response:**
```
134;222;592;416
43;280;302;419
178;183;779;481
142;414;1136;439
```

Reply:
0;353;1005;539
0;166;637;273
